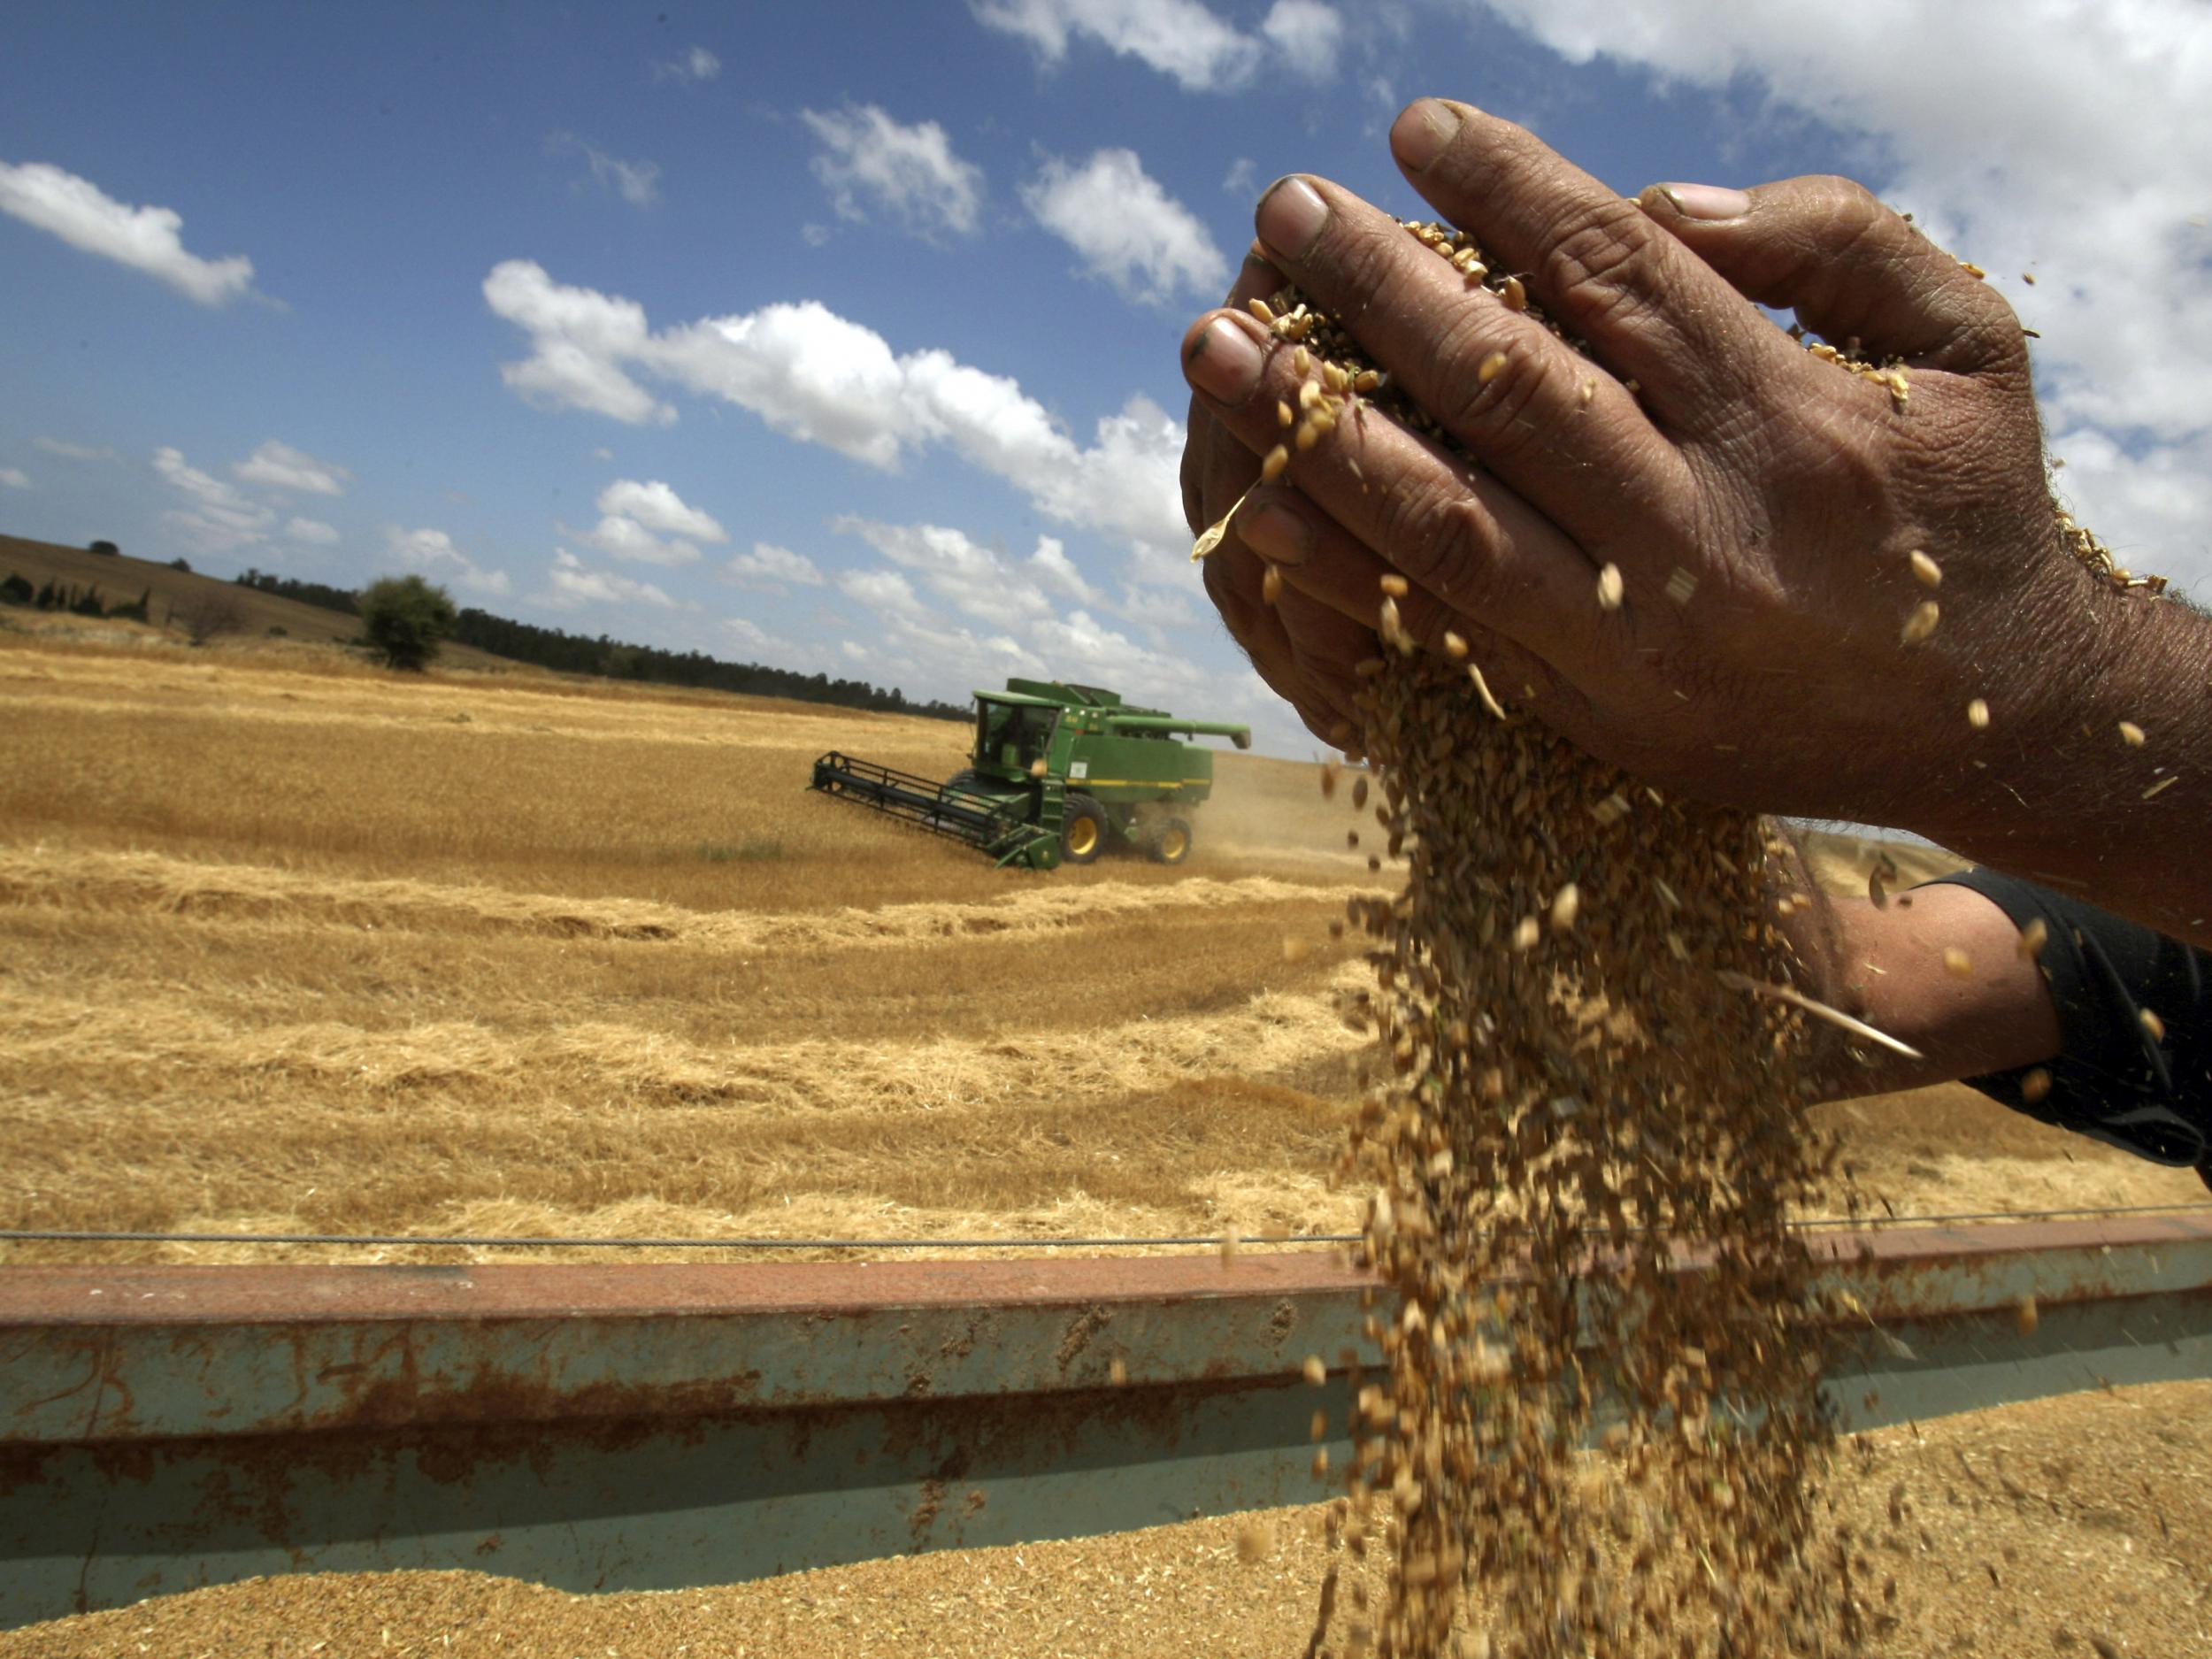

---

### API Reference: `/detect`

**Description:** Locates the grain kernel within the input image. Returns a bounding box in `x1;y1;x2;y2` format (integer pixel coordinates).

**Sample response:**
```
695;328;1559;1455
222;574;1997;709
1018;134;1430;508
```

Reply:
1478;351;1507;385
1549;883;1580;933
1500;274;1526;311
1379;573;1409;598
1511;915;1540;950
1901;600;1939;645
1909;550;1943;588
1109;1357;1129;1386
1262;444;1290;481
2016;1294;2039;1338
2141;1007;2166;1041
1262;565;1283;605
1248;298;1275;325
1942;946;1973;979
1441;631;1469;659
1596;564;1624;611
2119;720;2147;747
2022;1066;2053;1102
1967;697;1990;729
1302;1354;1328;1386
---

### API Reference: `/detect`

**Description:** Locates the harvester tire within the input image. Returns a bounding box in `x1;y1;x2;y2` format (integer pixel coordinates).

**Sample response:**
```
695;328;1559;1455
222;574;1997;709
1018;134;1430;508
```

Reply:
1062;795;1107;864
1148;816;1194;865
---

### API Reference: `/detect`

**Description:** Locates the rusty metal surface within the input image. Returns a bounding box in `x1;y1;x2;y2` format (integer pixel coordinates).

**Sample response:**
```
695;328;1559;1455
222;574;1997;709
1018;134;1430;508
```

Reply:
4;1216;2208;1628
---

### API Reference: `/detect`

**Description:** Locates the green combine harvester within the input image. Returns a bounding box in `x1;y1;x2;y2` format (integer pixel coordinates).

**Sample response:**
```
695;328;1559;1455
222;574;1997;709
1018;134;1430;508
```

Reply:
810;679;1252;871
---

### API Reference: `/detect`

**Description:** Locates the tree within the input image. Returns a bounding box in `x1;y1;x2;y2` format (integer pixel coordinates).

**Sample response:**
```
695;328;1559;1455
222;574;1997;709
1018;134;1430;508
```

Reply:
171;588;245;646
88;540;119;557
360;574;456;671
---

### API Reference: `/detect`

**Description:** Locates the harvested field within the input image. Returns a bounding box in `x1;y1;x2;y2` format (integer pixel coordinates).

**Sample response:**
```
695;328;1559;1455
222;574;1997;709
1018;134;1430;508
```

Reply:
9;1379;2207;1656
0;623;2202;1264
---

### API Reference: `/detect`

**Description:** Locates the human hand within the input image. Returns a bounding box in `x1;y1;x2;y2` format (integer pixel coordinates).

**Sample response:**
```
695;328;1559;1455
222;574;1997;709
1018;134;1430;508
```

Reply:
1179;99;2163;849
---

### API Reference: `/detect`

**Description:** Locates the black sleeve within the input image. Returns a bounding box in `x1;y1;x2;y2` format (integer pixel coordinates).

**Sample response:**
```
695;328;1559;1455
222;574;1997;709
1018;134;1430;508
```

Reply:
1924;868;2212;1169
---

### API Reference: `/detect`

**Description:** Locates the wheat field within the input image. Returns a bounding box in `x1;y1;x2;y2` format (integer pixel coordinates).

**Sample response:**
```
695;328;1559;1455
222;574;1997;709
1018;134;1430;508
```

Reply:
3;621;2200;1264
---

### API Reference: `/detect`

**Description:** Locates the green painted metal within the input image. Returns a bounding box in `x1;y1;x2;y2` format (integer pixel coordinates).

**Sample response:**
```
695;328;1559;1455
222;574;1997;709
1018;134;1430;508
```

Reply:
810;680;1250;868
3;1216;2209;1628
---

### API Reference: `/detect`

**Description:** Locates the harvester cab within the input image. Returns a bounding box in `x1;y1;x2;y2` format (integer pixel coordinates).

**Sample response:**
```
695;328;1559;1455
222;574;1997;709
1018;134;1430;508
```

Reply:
811;679;1251;871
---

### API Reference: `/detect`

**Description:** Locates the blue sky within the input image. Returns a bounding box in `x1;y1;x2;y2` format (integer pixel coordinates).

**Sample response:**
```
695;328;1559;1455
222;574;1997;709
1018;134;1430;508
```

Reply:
5;2;2208;752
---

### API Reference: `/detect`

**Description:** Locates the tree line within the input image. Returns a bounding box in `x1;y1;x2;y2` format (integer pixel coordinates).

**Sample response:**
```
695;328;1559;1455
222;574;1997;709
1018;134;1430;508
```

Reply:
232;568;966;718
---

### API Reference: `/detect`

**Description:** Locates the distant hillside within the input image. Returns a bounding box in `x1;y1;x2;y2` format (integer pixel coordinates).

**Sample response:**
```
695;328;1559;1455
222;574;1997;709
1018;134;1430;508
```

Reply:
0;534;506;670
1;533;964;718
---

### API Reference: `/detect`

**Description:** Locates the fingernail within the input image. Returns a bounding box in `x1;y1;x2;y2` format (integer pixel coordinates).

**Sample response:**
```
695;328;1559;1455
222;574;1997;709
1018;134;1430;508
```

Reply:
1240;501;1310;565
1187;316;1265;403
1648;182;1750;221
1391;99;1462;172
1256;176;1328;259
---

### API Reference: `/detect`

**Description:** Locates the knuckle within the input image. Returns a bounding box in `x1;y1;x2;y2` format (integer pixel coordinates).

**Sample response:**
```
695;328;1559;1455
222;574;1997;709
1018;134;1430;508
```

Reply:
1434;320;1559;463
1384;479;1506;604
1537;197;1671;337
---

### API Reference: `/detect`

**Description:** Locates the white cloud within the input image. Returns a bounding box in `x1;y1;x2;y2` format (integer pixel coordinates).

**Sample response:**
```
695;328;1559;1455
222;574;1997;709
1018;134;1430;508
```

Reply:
0;467;29;489
726;541;826;592
483;261;1193;580
0;161;255;304
1260;0;1343;77
285;517;340;546
481;260;675;425
234;439;351;496
833;515;1061;628
654;44;721;83
1465;0;2212;595
547;134;661;208
1029;536;1101;604
572;477;724;567
384;525;511;597
580;513;700;566
591;445;614;461
1022;148;1230;303
153;445;277;553
543;547;675;609
595;477;726;541
802;104;985;240
1222;157;1257;196
971;0;1263;91
34;436;117;463
971;0;1344;91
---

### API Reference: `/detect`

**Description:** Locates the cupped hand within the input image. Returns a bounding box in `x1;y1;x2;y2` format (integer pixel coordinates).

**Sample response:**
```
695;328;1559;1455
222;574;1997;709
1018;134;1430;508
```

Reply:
1180;98;2131;846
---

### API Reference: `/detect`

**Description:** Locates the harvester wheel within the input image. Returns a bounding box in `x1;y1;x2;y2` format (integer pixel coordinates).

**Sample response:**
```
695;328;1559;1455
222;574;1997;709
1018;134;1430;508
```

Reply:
1062;796;1107;864
1148;816;1193;865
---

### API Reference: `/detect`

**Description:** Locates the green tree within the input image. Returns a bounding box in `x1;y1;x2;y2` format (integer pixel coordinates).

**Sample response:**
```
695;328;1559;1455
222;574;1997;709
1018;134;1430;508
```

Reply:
359;574;457;671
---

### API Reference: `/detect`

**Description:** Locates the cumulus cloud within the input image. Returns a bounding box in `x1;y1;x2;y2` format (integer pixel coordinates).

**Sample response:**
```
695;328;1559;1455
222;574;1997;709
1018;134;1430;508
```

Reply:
482;260;1192;580
971;0;1263;91
0;161;255;304
726;541;826;593
833;515;1064;629
547;134;662;208
1465;0;2212;594
596;477;725;541
970;0;1343;91
0;468;30;490
34;436;117;463
234;439;351;496
153;445;276;553
543;547;675;609
1022;148;1229;303
654;44;721;83
285;517;340;546
574;477;724;566
801;104;985;240
480;261;675;424
384;525;511;596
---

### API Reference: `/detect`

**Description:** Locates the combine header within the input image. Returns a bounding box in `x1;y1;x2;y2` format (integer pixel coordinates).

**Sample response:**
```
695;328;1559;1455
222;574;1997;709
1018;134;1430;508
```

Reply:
812;679;1251;870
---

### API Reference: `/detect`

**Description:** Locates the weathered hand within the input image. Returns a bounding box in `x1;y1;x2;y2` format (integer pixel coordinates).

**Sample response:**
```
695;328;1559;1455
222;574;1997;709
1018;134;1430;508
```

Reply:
1181;99;2205;931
